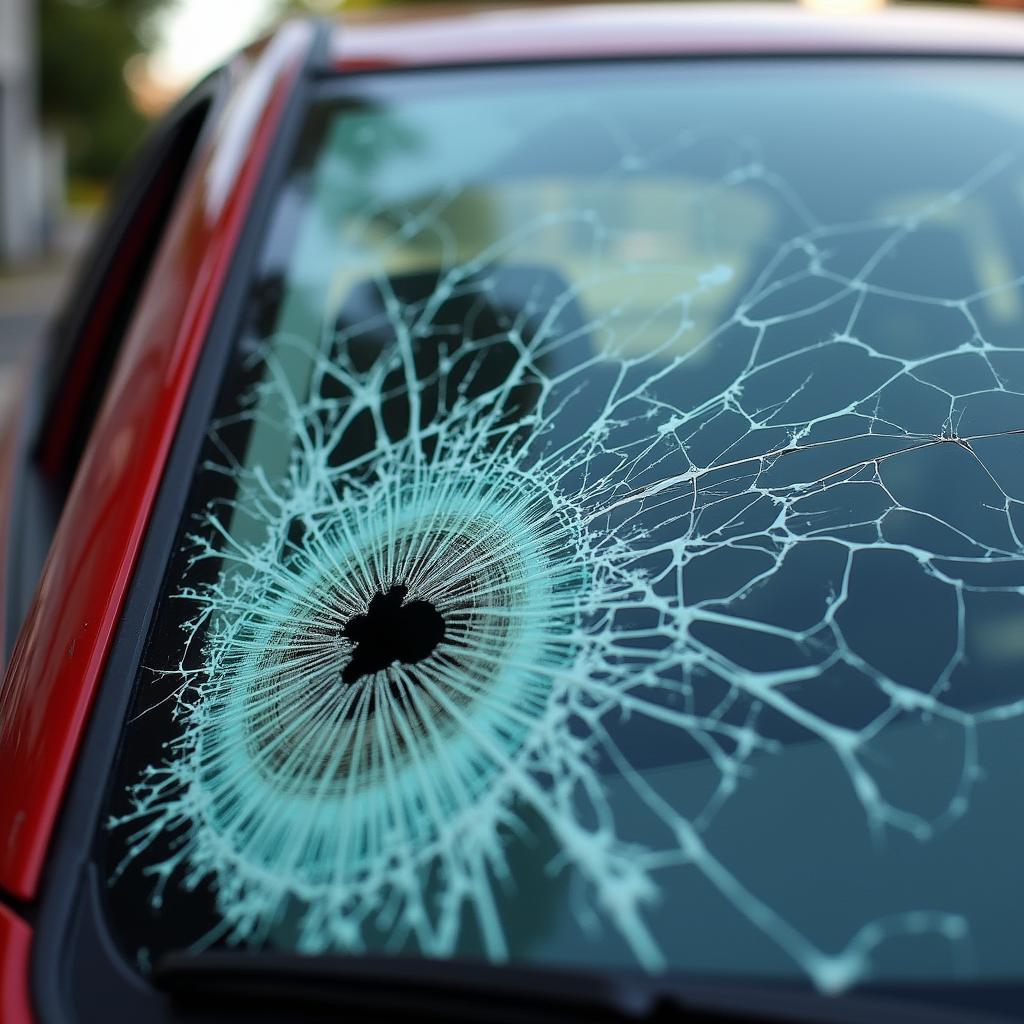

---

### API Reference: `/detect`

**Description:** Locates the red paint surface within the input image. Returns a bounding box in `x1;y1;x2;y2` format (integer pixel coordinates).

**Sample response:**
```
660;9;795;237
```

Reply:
0;363;31;660
331;2;1024;69
0;904;32;1024
0;22;314;901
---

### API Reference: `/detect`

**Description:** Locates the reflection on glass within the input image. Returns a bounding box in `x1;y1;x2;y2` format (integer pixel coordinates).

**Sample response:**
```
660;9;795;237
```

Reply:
106;62;1024;994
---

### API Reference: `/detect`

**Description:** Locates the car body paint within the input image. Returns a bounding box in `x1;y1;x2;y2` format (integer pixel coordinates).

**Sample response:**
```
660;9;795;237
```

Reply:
0;903;31;1024
0;20;314;903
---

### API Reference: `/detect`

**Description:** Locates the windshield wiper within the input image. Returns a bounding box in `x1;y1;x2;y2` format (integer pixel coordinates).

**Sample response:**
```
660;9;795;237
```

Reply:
153;952;1017;1024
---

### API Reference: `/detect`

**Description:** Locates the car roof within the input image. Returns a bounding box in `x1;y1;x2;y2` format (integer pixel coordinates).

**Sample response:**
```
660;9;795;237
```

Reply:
329;1;1024;71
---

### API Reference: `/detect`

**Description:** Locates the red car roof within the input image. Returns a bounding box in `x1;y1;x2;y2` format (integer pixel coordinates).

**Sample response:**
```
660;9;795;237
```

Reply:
330;2;1024;70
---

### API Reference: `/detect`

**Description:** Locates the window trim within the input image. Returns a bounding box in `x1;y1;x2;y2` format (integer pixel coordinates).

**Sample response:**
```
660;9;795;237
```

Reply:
2;75;224;664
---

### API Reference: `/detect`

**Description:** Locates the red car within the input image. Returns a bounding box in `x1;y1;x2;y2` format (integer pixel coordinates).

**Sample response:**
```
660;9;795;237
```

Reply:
4;4;1024;1021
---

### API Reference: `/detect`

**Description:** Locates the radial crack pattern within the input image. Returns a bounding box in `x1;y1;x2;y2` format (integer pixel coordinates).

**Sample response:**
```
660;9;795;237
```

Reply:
109;75;1024;992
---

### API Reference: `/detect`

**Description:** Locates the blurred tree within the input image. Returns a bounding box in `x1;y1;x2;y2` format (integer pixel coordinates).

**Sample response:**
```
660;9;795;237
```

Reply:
39;0;174;181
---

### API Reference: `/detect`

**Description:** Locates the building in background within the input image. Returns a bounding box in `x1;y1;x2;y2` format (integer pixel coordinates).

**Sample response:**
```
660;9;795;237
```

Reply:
0;0;53;266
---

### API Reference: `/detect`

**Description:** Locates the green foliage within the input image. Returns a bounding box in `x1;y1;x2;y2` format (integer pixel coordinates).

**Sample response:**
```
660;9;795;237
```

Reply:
39;0;172;180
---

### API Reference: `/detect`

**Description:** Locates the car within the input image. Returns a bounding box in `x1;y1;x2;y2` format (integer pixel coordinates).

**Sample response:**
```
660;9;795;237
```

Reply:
4;3;1024;1021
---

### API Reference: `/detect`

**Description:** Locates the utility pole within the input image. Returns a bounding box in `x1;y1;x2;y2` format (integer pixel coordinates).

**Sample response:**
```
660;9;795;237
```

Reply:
0;0;45;266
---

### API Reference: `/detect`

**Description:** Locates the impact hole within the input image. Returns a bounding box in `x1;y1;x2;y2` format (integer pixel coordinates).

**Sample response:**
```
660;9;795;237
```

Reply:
341;584;445;684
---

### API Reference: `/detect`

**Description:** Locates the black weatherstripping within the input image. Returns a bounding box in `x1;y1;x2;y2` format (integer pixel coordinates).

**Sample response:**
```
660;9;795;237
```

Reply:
153;953;1014;1024
155;953;730;1024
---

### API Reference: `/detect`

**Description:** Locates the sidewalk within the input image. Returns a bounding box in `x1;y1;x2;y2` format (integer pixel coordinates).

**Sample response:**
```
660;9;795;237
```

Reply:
0;212;92;359
0;258;71;351
0;213;92;410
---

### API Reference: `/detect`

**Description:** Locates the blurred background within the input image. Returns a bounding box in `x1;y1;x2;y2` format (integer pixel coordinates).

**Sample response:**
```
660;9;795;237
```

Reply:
0;0;1020;368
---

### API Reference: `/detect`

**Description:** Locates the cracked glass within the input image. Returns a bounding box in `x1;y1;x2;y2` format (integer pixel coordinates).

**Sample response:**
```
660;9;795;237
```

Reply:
103;60;1024;996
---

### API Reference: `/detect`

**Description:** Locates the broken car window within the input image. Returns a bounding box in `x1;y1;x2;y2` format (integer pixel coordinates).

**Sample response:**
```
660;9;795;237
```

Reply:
105;61;1024;996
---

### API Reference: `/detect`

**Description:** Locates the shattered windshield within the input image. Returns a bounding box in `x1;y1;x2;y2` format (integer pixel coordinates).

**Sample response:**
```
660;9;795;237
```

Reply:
105;60;1024;995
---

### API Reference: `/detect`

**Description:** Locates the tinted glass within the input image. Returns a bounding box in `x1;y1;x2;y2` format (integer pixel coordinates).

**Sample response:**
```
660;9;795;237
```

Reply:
104;61;1024;998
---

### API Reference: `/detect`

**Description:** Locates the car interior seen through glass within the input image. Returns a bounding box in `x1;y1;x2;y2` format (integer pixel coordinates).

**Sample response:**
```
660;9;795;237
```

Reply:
100;60;1024;1001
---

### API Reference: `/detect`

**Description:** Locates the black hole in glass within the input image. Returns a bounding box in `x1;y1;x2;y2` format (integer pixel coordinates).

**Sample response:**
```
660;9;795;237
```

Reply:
341;584;445;684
